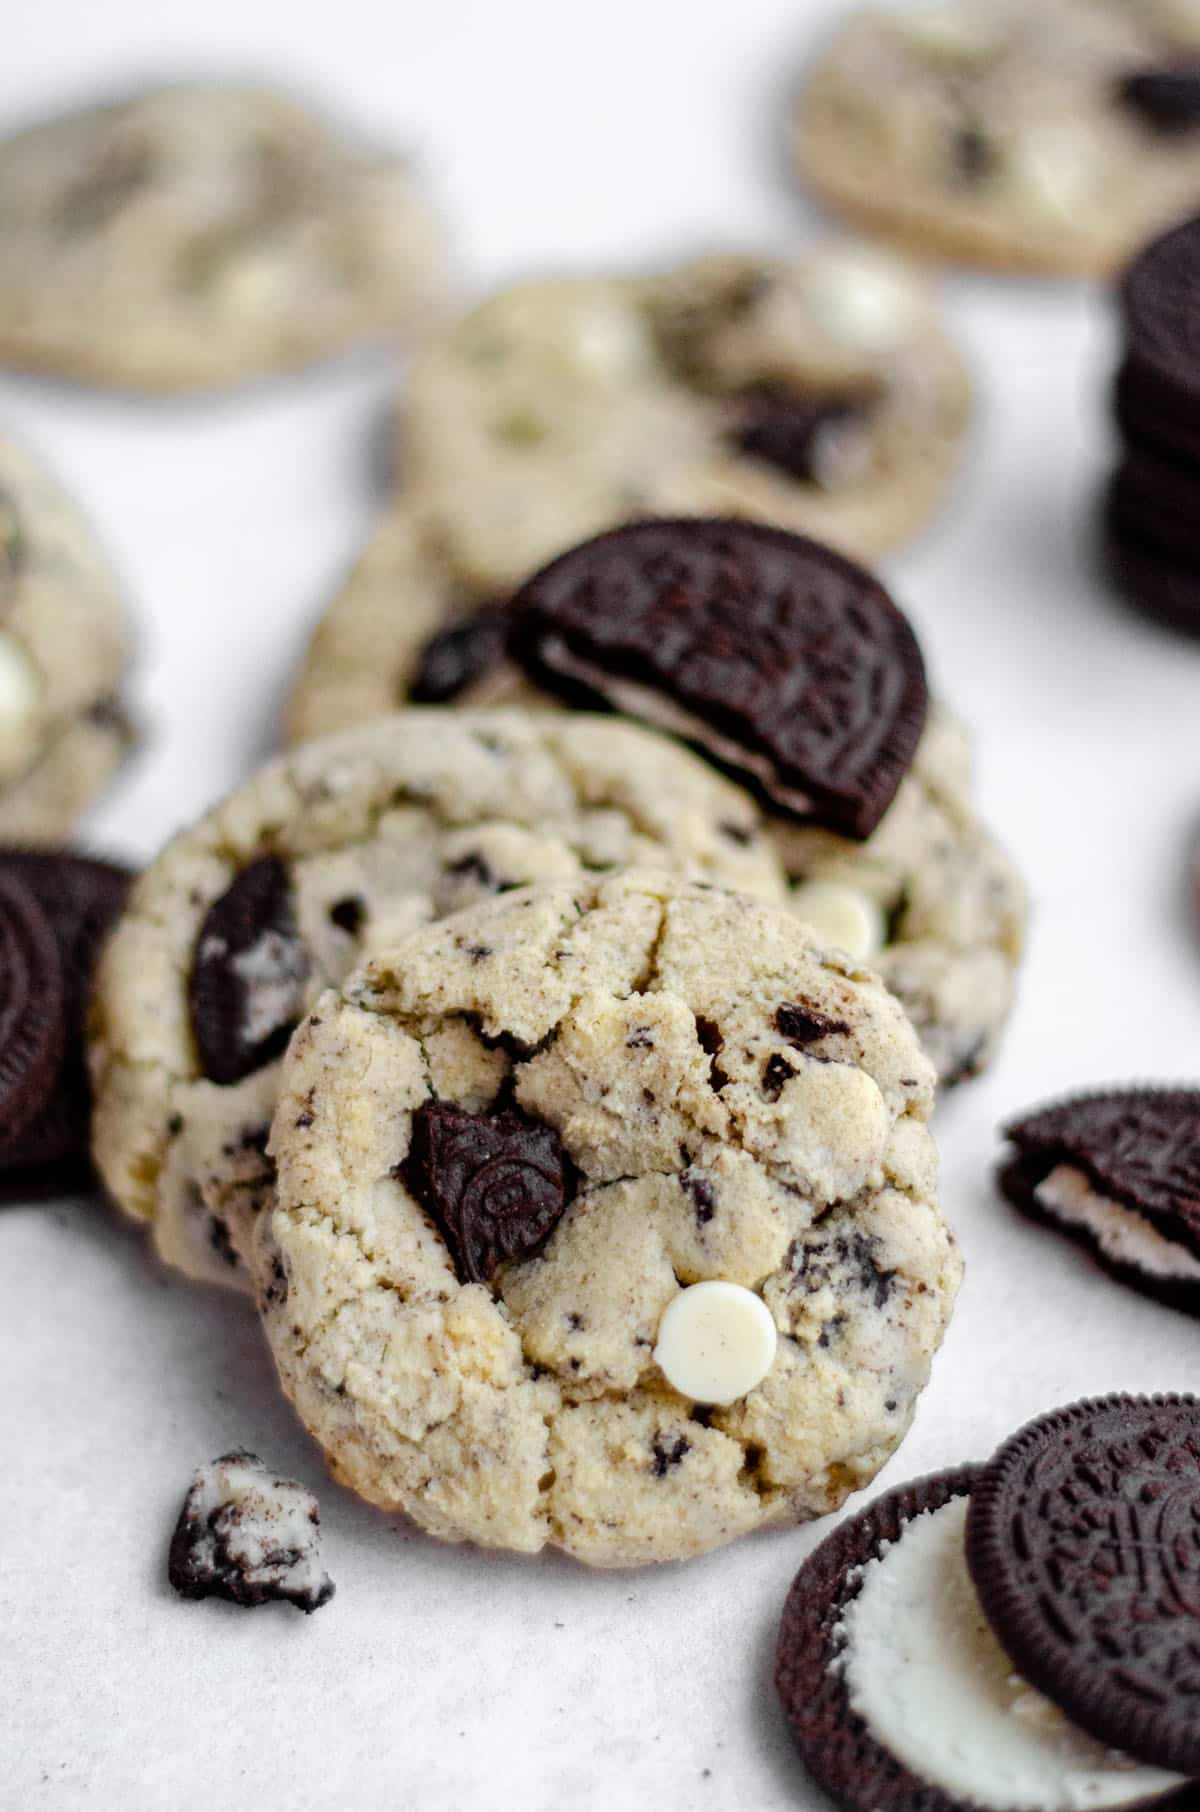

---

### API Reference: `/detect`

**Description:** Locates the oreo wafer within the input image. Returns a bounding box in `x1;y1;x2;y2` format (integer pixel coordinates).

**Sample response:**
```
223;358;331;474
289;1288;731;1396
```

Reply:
775;1407;1197;1810
998;1087;1200;1315
0;874;65;1163
0;848;133;1175
508;518;928;840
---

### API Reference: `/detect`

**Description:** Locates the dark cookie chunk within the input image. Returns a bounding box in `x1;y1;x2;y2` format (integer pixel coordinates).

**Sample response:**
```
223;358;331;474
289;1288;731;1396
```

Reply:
404;1102;572;1283
1119;66;1200;137
509;519;927;839
1120;217;1200;402
0;874;65;1166
0;850;133;1170
730;387;867;486
168;1449;334;1614
999;1086;1200;1315
775;1000;851;1047
776;1464;985;1812
409;602;510;703
966;1394;1200;1773
188;856;311;1086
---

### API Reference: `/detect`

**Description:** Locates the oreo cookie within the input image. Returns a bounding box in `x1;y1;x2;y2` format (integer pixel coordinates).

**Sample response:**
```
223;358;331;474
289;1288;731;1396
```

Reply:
0;849;133;1172
999;1087;1200;1314
967;1395;1200;1775
0;874;66;1166
1120;217;1200;404
1105;507;1200;636
776;1412;1196;1810
509;518;927;839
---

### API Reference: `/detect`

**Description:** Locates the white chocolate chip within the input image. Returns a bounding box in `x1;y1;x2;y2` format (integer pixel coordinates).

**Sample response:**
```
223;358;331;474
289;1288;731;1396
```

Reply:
894;1;1006;64
1152;0;1200;48
653;1280;777;1405
803;247;925;354
0;630;40;781
789;879;884;962
1004;126;1104;225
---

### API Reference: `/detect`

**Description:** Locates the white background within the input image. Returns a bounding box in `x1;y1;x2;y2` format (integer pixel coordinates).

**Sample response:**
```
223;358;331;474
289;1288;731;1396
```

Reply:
2;2;1199;1808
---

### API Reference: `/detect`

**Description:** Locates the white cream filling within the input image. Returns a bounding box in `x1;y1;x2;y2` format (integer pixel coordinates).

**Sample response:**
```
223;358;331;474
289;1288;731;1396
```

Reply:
1035;1164;1200;1284
840;1496;1185;1811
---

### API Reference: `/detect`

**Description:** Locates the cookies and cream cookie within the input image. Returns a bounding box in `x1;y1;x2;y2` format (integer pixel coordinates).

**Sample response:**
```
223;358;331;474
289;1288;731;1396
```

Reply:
286;515;1026;1084
88;710;784;1290
792;1;1200;278
398;245;970;588
251;870;960;1566
0;83;445;391
0;436;135;838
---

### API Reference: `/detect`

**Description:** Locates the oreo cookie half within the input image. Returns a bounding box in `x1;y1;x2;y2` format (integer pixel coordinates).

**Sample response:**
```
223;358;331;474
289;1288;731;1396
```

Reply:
509;518;928;840
776;1458;1193;1811
967;1395;1200;1776
1104;501;1200;638
999;1087;1200;1315
0;873;65;1166
1120;217;1200;408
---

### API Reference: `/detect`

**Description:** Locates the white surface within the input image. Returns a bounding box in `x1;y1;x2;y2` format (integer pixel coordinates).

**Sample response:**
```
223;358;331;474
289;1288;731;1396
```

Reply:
841;1496;1184;1810
1;3;1199;1810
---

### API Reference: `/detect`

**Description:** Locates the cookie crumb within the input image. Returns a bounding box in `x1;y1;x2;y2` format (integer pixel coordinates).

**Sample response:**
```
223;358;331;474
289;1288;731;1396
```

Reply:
167;1450;334;1613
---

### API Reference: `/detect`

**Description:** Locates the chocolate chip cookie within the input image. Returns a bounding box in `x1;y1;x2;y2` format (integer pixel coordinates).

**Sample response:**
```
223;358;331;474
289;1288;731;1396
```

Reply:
793;1;1200;277
0;436;135;839
286;517;1025;1084
88;710;785;1289
0;83;445;391
397;244;970;589
251;871;960;1566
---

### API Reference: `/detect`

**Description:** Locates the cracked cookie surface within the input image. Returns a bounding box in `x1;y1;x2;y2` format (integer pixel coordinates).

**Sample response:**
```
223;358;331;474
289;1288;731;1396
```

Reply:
250;871;960;1567
792;1;1200;277
88;710;784;1290
0;436;135;839
0;83;445;391
397;245;970;589
285;520;1024;1086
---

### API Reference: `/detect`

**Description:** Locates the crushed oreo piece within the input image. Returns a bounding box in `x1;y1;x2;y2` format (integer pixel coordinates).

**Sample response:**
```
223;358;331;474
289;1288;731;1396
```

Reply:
775;1000;851;1047
730;387;866;486
167;1450;334;1613
187;856;311;1086
509;519;927;839
967;1394;1200;1773
409;602;510;703
403;1102;572;1283
1119;65;1200;136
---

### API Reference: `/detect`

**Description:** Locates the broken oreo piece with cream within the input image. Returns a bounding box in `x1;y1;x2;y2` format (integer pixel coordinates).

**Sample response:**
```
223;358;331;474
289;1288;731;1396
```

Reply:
168;1450;334;1613
508;518;928;840
187;855;311;1086
776;1404;1199;1810
998;1087;1200;1315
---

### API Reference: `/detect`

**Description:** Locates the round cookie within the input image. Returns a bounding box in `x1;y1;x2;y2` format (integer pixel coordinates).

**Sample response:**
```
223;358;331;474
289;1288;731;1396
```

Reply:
88;710;786;1290
251;870;961;1566
0;83;445;392
398;245;971;589
285;517;1025;1086
792;1;1200;278
0;436;135;839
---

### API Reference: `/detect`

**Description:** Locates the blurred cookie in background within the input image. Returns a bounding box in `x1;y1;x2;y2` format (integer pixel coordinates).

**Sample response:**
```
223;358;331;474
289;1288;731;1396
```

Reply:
793;1;1200;278
0;436;136;841
397;244;971;589
0;82;446;392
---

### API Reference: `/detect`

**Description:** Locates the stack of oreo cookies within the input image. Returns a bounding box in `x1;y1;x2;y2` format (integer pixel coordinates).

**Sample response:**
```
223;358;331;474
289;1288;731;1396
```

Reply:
1109;215;1200;634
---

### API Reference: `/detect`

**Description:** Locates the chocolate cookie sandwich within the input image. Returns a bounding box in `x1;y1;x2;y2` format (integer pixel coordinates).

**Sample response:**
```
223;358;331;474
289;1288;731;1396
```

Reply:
287;515;1026;1086
776;1393;1200;1810
998;1087;1200;1315
1107;217;1200;633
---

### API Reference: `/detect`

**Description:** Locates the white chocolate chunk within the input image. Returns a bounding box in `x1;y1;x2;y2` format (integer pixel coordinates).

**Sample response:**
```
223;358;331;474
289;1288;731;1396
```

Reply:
653;1280;777;1404
803;247;925;353
0;630;40;781
1035;1164;1200;1283
789;878;884;962
841;1495;1185;1810
1152;0;1200;49
1005;126;1104;225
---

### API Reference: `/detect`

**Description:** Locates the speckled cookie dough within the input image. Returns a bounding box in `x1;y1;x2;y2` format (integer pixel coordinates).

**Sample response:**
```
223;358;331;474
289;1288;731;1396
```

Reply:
774;707;1026;1086
0;83;445;391
251;871;960;1567
397;245;970;589
0;436;135;839
88;710;785;1291
284;526;1024;1087
792;1;1200;278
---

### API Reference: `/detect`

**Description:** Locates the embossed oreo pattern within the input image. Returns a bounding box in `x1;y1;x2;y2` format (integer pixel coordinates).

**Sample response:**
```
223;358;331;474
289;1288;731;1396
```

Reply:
405;1103;571;1283
511;519;928;839
967;1394;1200;1774
1122;217;1200;401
